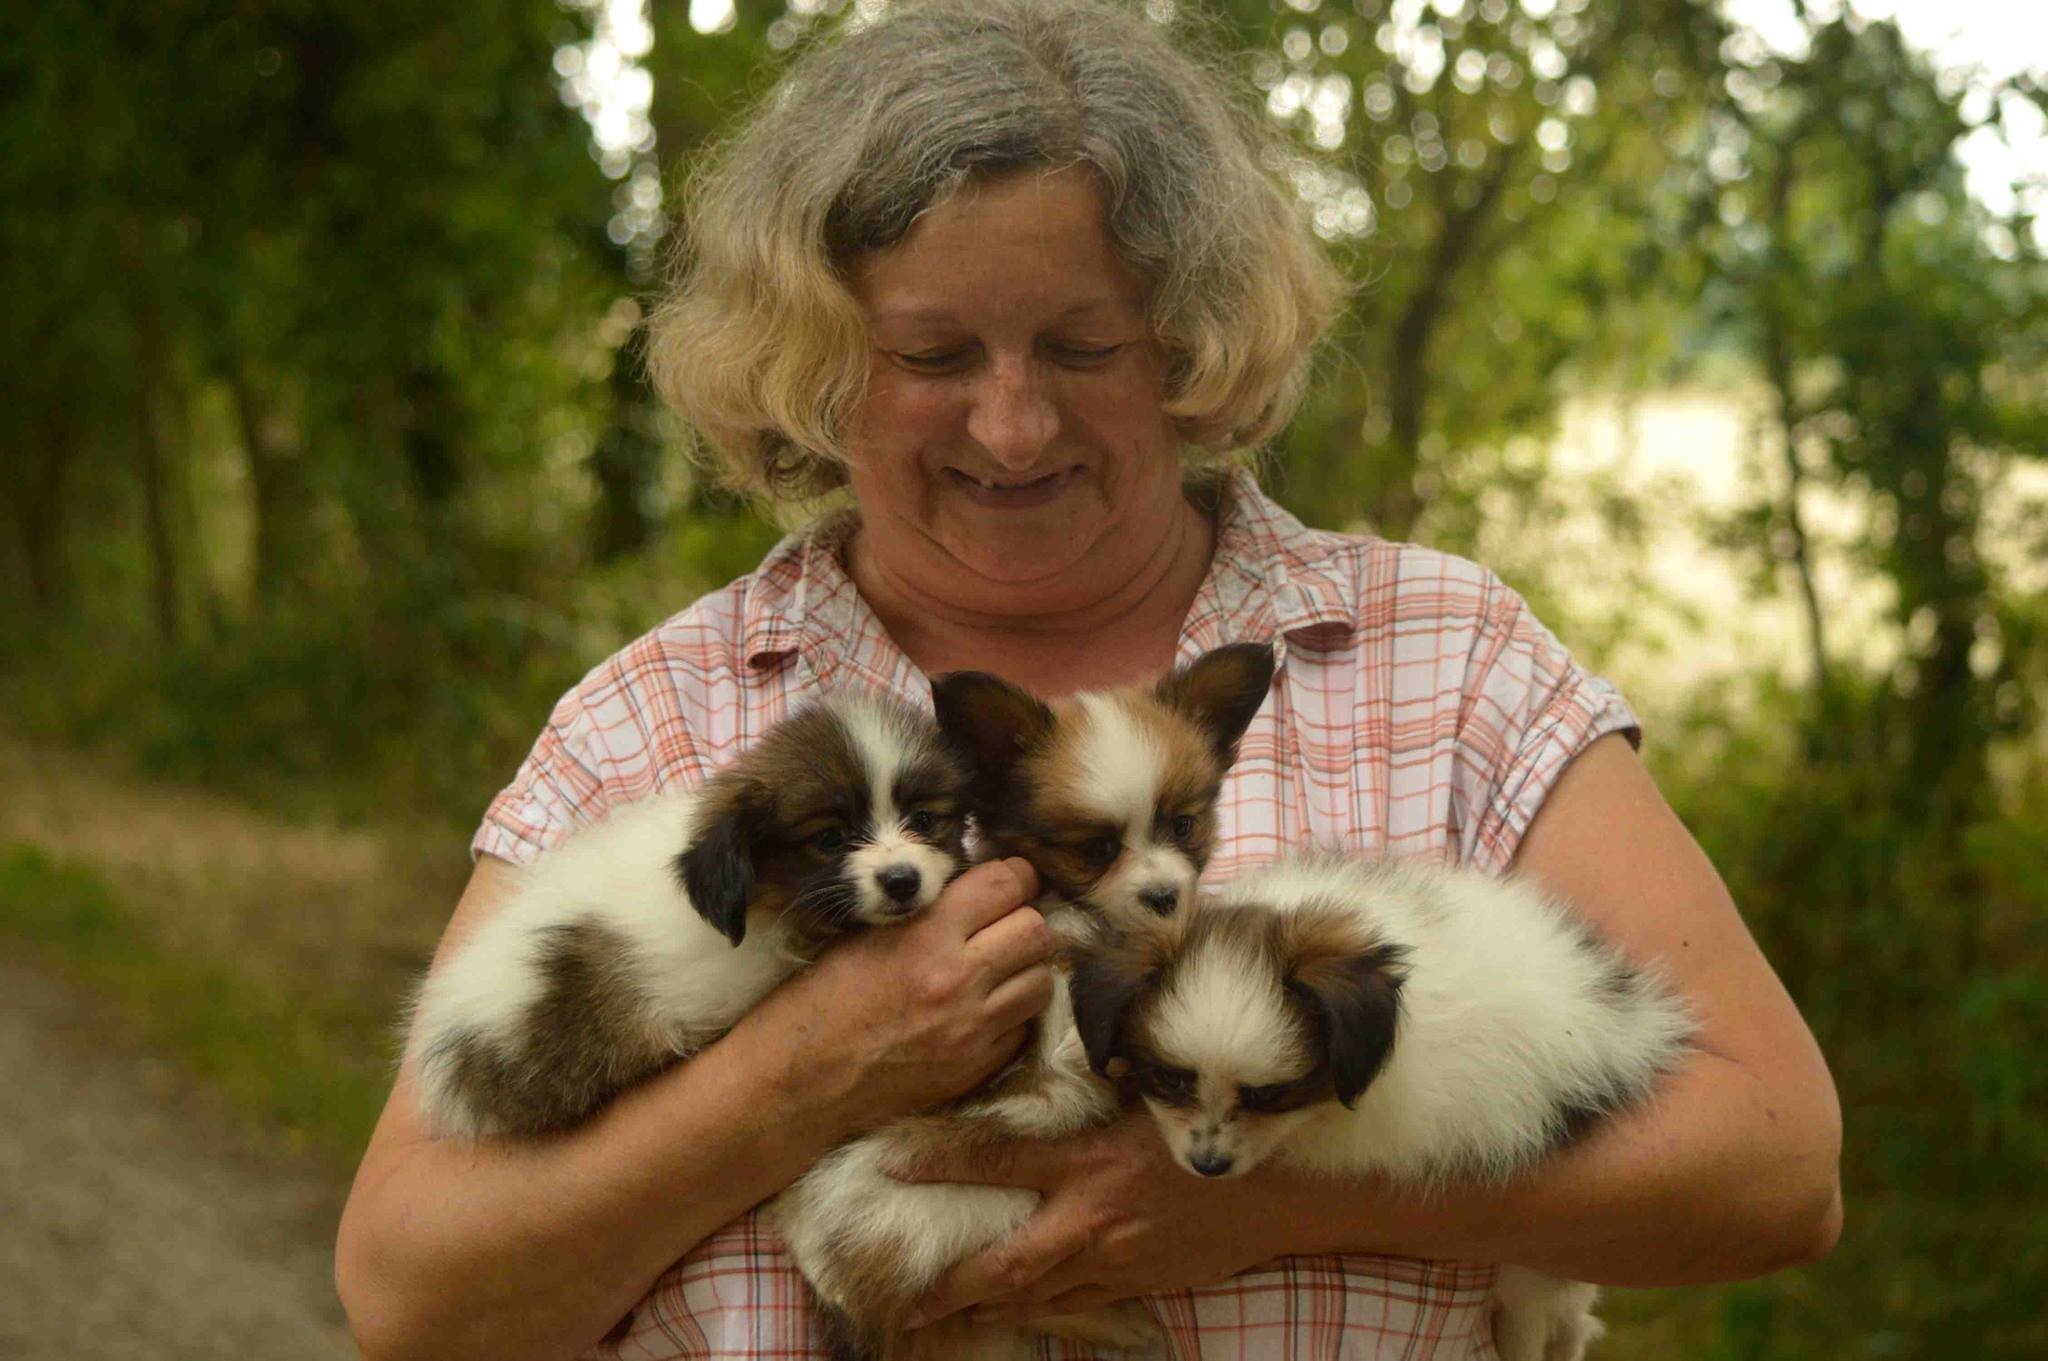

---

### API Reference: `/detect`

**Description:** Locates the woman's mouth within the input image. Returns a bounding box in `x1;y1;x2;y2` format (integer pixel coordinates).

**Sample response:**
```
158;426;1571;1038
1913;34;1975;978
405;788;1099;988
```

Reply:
944;466;1081;510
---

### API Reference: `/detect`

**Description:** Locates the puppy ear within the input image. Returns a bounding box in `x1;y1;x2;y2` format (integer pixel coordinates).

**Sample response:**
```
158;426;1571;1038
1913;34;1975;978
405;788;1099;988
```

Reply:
1156;643;1275;764
1284;912;1406;1109
674;779;771;948
930;671;1055;798
1067;927;1166;1080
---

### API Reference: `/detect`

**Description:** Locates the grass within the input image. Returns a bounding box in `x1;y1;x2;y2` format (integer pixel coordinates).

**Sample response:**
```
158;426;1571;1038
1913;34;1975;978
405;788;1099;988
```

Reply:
0;841;395;1169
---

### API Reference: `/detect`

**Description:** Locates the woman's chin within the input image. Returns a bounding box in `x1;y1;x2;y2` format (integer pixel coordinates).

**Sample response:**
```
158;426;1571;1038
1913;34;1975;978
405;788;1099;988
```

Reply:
931;529;1097;585
927;486;1110;579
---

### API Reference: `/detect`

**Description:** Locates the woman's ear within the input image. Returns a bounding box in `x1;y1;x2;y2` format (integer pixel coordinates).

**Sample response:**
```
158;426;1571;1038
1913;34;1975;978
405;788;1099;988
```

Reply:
675;780;772;947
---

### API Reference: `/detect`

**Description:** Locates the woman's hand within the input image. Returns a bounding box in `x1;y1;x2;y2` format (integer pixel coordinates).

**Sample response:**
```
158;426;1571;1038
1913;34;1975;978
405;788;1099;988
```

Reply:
741;857;1057;1131
896;1115;1287;1326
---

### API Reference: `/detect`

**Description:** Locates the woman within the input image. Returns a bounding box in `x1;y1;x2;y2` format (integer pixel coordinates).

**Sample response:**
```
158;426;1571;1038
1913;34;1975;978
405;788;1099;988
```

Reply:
334;2;1841;1357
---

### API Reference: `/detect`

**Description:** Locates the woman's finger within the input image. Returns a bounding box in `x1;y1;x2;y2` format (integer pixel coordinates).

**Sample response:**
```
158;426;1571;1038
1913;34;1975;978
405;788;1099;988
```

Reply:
981;961;1054;1027
931;858;1041;940
964;901;1054;979
906;1215;1090;1327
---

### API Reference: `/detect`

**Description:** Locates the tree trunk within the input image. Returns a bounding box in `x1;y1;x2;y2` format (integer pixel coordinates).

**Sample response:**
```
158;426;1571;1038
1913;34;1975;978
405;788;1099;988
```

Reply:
1759;157;1833;725
589;325;661;562
132;291;182;648
228;363;303;611
9;411;75;617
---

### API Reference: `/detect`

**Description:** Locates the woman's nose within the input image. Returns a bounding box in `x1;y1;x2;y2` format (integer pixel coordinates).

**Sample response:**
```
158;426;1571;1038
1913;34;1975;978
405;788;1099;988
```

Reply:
965;354;1059;469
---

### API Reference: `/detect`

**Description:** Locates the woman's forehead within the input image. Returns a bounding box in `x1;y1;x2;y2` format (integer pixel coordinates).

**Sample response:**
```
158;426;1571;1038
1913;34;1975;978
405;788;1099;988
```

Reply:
850;169;1147;322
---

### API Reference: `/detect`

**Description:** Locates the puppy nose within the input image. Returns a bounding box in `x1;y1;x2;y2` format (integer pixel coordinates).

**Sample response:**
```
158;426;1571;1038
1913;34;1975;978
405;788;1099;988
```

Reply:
878;865;923;903
1138;883;1180;914
1189;1150;1234;1178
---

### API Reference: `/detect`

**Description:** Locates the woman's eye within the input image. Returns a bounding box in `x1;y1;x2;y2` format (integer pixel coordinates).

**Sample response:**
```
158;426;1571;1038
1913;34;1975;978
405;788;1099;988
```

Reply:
1048;341;1122;366
1170;814;1196;842
1080;836;1120;868
905;810;938;836
811;827;849;853
1238;1083;1289;1113
893;347;971;372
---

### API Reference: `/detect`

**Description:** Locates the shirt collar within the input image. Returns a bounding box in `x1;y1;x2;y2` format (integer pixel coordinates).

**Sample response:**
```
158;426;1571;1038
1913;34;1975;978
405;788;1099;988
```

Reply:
1179;468;1359;655
740;468;1362;678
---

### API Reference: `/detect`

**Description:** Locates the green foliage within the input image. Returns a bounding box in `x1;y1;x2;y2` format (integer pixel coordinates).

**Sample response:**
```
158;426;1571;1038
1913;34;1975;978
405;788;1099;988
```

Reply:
1633;672;2048;1358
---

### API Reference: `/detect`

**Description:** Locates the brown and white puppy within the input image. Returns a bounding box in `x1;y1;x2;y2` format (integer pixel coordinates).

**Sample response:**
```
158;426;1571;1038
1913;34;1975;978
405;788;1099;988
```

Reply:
769;643;1276;1361
934;640;1276;921
1069;854;1694;1361
406;697;967;1140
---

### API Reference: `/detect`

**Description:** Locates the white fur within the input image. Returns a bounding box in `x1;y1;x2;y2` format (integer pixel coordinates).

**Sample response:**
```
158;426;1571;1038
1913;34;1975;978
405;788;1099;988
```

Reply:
409;792;809;1139
1072;693;1162;821
1156;854;1692;1361
1064;695;1201;914
1152;936;1308;1086
769;906;1145;1358
1211;857;1690;1185
768;658;1261;1354
406;698;953;1141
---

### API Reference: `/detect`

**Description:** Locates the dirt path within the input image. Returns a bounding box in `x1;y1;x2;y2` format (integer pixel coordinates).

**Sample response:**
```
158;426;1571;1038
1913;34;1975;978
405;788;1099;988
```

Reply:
0;730;470;1360
0;952;358;1360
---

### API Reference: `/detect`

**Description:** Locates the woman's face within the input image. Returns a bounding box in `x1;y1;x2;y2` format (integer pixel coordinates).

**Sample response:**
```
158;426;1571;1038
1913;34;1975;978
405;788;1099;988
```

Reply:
842;167;1184;587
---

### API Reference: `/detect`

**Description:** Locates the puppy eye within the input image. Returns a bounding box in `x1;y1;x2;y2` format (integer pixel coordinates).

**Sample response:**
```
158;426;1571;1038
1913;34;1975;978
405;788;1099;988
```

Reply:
1169;814;1196;842
1238;1083;1290;1114
1149;1067;1197;1104
811;826;849;853
1080;836;1120;868
904;810;938;836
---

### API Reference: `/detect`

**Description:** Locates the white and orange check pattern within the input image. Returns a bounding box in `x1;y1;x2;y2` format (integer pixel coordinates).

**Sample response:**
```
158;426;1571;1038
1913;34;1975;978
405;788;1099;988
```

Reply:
475;470;1640;1359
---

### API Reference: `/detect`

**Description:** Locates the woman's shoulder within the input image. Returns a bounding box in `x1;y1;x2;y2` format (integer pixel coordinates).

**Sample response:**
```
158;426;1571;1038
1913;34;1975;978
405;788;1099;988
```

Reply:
582;527;822;703
536;529;828;762
1221;474;1523;640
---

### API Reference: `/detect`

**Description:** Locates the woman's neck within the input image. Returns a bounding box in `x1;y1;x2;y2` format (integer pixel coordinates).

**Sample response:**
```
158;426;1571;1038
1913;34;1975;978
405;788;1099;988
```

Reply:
846;490;1215;695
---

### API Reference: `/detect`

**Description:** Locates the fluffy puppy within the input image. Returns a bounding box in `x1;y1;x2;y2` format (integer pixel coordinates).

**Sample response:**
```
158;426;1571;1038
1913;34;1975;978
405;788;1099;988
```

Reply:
1068;855;1693;1361
769;643;1276;1361
937;640;1278;920
406;697;967;1140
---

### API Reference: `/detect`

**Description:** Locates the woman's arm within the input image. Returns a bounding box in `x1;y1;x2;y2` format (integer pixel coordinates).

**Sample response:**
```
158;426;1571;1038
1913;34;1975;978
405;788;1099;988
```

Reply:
335;854;1057;1361
900;734;1843;1322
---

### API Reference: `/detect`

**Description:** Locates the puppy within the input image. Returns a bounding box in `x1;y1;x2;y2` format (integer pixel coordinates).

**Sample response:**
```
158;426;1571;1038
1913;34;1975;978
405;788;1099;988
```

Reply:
1069;854;1694;1361
406;697;968;1140
769;643;1276;1361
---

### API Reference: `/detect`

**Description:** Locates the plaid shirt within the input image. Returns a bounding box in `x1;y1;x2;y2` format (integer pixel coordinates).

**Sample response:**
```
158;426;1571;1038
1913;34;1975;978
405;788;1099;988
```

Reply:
476;471;1639;1359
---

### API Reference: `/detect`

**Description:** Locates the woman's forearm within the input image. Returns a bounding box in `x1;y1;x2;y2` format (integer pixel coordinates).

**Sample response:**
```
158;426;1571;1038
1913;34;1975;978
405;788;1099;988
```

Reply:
335;1009;855;1361
336;855;1054;1361
1267;1046;1843;1287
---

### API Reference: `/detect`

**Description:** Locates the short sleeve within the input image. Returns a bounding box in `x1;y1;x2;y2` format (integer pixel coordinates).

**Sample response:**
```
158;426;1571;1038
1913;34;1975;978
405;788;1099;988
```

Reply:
470;643;707;866
1450;573;1640;874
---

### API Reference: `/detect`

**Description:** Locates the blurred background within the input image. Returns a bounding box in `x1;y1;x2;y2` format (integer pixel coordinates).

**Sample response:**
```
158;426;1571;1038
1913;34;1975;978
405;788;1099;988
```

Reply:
1;1;2042;1357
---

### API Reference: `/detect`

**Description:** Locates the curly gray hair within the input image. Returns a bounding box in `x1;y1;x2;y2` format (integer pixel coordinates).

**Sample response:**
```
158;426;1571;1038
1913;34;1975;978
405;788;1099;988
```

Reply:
648;0;1345;502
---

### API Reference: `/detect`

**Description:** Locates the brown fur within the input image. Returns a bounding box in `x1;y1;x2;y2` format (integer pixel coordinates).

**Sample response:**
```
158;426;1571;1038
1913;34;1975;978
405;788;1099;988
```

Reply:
434;919;670;1138
431;697;967;1139
1070;898;1408;1114
682;702;968;950
932;643;1273;910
